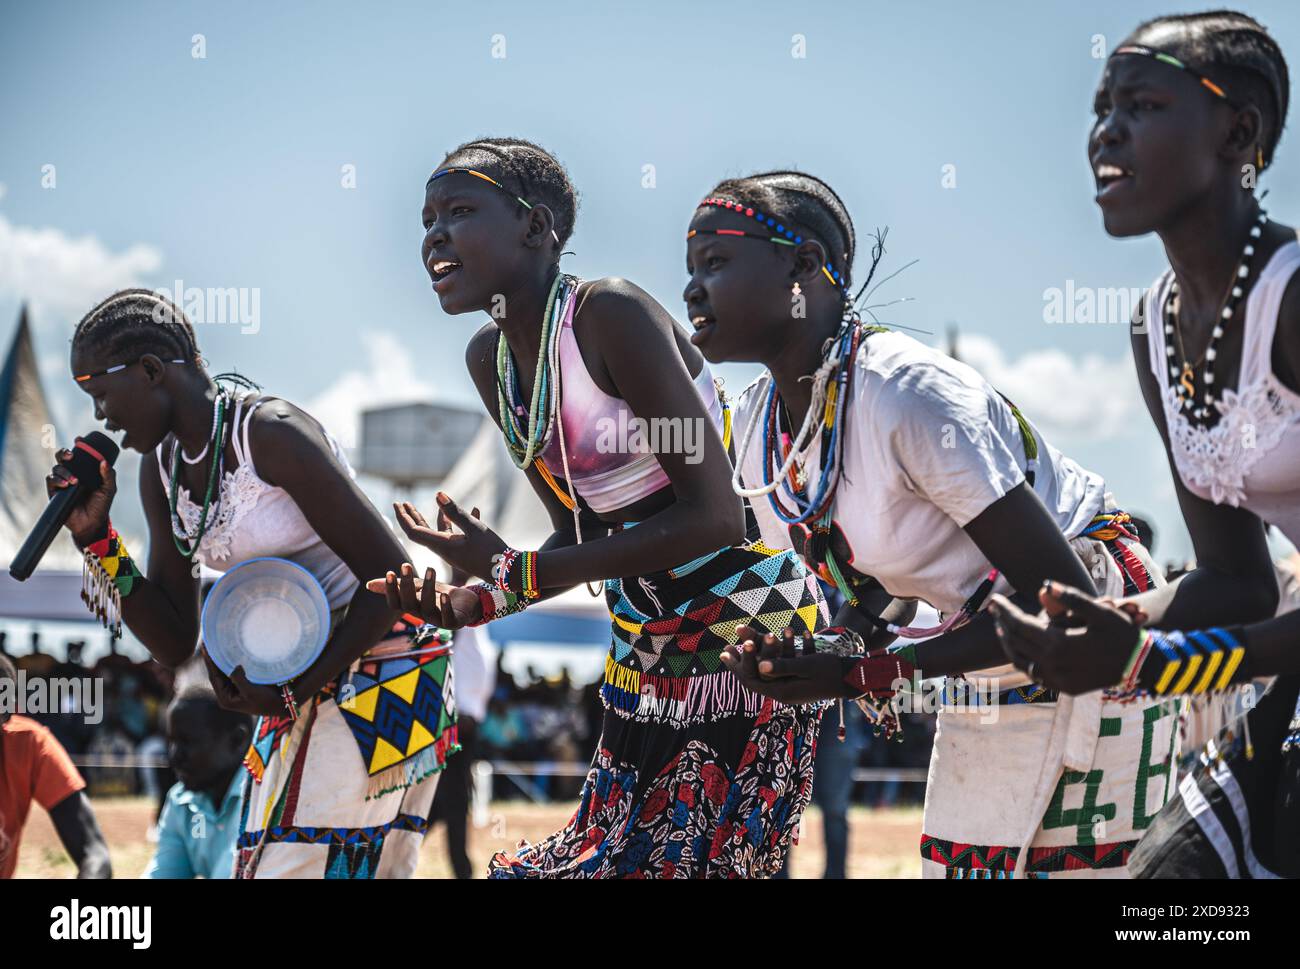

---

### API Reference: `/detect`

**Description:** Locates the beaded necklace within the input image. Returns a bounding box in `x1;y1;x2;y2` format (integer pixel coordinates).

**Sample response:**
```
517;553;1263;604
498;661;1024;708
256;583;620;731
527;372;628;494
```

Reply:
1163;208;1268;423
168;390;229;560
733;314;886;606
179;391;222;464
495;273;576;469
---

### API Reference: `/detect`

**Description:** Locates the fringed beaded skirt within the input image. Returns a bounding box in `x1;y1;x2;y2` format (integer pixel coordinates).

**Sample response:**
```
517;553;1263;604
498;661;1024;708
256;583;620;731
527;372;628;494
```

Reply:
235;619;459;879
487;540;827;879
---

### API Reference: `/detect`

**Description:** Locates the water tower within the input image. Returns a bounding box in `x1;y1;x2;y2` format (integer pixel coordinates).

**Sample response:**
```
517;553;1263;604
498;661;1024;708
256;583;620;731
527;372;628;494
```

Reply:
357;401;483;493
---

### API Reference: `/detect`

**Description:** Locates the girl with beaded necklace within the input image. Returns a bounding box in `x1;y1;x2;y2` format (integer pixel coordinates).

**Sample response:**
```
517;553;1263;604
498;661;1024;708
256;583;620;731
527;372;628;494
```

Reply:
381;138;826;878
49;290;459;878
991;10;1298;879
690;171;1176;879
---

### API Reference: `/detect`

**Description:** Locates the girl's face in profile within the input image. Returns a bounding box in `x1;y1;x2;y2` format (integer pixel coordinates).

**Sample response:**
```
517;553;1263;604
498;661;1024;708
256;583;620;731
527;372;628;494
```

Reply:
1088;54;1234;238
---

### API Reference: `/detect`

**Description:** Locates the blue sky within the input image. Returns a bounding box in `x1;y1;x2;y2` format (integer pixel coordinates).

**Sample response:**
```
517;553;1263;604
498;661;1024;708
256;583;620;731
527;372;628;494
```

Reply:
3;0;1300;569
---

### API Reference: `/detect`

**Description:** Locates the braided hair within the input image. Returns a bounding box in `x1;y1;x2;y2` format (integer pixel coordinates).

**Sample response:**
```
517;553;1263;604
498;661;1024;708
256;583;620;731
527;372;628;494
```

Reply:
72;289;261;392
706;171;856;286
72;289;200;368
436;137;580;252
1126;10;1290;167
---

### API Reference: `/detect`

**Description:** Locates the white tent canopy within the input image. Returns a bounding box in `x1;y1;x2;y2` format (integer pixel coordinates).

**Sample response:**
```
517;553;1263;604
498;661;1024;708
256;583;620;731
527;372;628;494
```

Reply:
0;307;89;624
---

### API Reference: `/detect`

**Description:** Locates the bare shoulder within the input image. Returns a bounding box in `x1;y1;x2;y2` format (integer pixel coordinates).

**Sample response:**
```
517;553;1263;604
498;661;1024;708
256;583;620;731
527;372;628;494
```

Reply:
575;276;674;345
1272;231;1300;391
244;395;333;458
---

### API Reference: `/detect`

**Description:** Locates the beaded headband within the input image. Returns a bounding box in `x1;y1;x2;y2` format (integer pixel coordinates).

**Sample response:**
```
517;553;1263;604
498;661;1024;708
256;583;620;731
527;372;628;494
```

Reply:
689;197;848;295
428;167;561;243
1112;45;1232;100
1111;45;1270;168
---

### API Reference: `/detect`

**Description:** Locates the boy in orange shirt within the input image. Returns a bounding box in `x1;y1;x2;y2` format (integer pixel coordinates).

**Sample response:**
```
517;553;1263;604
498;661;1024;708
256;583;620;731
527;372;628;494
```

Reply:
1;654;111;878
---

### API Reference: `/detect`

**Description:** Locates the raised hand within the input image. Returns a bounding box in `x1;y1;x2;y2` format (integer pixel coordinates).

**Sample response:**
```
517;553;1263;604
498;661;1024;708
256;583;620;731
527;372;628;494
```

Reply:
392;494;505;582
46;449;117;546
365;562;483;629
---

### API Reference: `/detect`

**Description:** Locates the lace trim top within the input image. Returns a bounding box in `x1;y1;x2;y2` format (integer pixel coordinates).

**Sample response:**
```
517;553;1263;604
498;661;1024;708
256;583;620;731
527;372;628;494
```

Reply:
1144;238;1300;546
156;394;359;609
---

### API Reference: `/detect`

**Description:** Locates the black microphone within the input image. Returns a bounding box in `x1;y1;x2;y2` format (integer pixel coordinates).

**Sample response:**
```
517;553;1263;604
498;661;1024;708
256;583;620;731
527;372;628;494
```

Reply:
9;431;120;581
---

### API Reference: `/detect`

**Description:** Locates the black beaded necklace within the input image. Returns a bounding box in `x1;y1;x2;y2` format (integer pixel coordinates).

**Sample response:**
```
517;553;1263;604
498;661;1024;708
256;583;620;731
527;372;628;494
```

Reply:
1163;208;1268;423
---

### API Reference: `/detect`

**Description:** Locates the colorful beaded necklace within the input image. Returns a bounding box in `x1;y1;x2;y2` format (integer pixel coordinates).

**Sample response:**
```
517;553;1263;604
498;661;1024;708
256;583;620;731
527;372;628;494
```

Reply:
495;272;578;469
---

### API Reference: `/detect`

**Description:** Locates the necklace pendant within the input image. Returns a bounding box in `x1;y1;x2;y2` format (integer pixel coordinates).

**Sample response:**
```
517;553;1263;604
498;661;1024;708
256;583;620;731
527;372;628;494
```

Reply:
1178;363;1195;399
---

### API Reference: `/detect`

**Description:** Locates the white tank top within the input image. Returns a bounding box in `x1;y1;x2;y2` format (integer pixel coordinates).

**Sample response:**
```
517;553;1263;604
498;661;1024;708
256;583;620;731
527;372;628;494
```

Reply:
1143;239;1300;546
156;394;359;609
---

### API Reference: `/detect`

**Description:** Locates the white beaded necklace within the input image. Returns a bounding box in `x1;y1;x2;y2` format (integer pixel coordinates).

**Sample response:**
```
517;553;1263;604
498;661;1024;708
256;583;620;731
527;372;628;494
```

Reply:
179;391;223;465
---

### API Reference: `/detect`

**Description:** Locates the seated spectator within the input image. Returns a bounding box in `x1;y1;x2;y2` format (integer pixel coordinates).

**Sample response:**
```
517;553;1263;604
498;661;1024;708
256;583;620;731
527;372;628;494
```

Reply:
143;673;251;879
0;654;111;878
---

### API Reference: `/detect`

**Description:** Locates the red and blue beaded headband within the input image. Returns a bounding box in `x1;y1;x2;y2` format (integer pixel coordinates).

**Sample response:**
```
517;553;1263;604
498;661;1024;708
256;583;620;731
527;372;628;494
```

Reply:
428;167;561;244
688;197;848;295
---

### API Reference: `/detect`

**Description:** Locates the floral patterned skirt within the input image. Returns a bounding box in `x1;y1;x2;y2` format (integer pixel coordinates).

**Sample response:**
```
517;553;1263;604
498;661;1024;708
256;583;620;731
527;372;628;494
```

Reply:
488;540;827;879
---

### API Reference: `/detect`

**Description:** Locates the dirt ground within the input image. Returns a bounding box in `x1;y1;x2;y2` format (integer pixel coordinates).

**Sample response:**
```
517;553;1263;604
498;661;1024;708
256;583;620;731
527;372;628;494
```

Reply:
14;796;923;879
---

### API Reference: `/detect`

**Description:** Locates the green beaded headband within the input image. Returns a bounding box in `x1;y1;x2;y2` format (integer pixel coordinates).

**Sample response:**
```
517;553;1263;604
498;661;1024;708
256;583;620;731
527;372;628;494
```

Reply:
427;167;560;243
1112;45;1232;100
1111;45;1270;168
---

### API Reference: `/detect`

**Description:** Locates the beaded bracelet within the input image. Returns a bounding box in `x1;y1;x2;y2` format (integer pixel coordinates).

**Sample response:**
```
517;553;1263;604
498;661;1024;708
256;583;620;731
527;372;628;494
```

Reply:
843;650;917;698
1146;627;1246;696
493;548;521;592
79;519;142;639
468;583;529;626
280;682;301;721
520;550;540;600
1118;629;1154;694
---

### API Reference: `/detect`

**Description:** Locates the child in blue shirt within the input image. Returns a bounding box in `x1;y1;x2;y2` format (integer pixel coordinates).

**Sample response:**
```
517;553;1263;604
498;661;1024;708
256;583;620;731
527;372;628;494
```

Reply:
143;678;251;879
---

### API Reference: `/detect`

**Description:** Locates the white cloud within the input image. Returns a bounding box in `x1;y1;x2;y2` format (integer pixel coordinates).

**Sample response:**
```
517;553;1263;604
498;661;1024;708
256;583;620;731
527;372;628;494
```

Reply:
0;213;162;326
303;331;441;451
952;332;1139;442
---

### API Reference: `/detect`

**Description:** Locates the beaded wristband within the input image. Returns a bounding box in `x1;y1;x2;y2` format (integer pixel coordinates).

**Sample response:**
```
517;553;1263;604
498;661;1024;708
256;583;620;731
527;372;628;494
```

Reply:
520;549;540;599
280;682;301;721
493;548;521;593
1146;627;1246;696
469;583;528;626
843;650;917;699
80;519;142;639
1118;629;1154;694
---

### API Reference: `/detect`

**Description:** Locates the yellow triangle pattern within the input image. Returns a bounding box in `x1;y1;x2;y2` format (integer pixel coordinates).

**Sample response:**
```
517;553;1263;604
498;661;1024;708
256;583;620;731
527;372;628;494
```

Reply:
405;719;436;757
796;603;820;633
382;669;420;704
369;736;405;774
340;686;379;721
